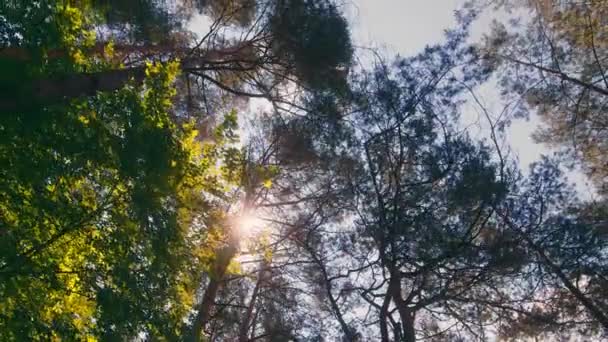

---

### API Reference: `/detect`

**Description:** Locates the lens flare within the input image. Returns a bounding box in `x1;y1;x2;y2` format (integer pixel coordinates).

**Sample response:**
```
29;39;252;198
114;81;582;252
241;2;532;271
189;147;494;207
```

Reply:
234;213;264;237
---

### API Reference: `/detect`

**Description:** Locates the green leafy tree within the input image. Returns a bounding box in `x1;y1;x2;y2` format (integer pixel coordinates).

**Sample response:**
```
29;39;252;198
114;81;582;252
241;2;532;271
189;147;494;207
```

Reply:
0;2;246;340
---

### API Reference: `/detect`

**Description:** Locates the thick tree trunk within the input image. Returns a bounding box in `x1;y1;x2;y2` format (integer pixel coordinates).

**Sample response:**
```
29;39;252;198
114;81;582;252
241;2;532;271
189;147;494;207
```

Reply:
327;283;355;341
379;274;401;342
0;42;215;62
390;274;416;342
1;42;257;110
191;241;238;342
191;277;221;341
379;297;391;342
33;67;147;101
0;67;148;112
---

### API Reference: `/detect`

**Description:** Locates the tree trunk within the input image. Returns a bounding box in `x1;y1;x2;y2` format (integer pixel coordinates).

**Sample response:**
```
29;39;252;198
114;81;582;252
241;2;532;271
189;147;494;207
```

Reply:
1;42;257;110
379;286;392;342
390;274;416;342
34;67;147;101
379;273;406;342
191;241;238;342
0;41;245;62
327;282;355;341
0;67;148;112
238;260;269;342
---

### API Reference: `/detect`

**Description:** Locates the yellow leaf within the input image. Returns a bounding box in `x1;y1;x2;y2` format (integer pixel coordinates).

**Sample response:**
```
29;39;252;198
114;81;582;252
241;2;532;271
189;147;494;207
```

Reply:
71;49;86;65
226;259;242;275
263;248;273;262
104;41;115;58
262;179;272;189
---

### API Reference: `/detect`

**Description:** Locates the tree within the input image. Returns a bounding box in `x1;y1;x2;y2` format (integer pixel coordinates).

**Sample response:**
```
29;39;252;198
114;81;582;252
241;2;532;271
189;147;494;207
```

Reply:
340;49;509;341
247;22;522;340
6;1;608;341
0;55;220;340
1;0;353;118
477;0;608;194
0;2;244;340
491;157;608;340
0;0;354;339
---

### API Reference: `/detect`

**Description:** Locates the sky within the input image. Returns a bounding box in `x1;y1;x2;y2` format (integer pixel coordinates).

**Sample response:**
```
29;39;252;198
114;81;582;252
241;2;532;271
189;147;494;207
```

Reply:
347;0;470;55
346;0;542;166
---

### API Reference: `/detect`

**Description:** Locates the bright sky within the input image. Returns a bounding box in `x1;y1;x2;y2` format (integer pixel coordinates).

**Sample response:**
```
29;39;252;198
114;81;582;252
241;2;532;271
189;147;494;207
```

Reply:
346;0;543;167
348;0;468;55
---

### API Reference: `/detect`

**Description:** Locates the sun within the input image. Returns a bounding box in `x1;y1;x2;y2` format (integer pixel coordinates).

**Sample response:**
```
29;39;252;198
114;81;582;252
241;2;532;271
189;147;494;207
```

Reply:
234;212;264;237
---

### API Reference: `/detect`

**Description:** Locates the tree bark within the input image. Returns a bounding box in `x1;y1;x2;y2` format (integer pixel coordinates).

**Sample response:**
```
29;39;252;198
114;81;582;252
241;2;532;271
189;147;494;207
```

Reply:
1;67;148;112
0;42;245;62
33;67;147;100
191;241;238;342
238;260;269;342
1;42;258;111
379;280;393;342
390;272;416;342
326;280;355;341
379;298;391;342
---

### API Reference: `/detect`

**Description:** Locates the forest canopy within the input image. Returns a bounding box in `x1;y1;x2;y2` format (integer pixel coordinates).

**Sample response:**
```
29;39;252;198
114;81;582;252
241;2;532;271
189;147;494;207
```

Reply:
0;0;607;341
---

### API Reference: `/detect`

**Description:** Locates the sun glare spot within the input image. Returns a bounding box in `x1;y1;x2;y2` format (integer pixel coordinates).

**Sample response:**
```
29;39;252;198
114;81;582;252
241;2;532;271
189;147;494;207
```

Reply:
235;213;264;237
